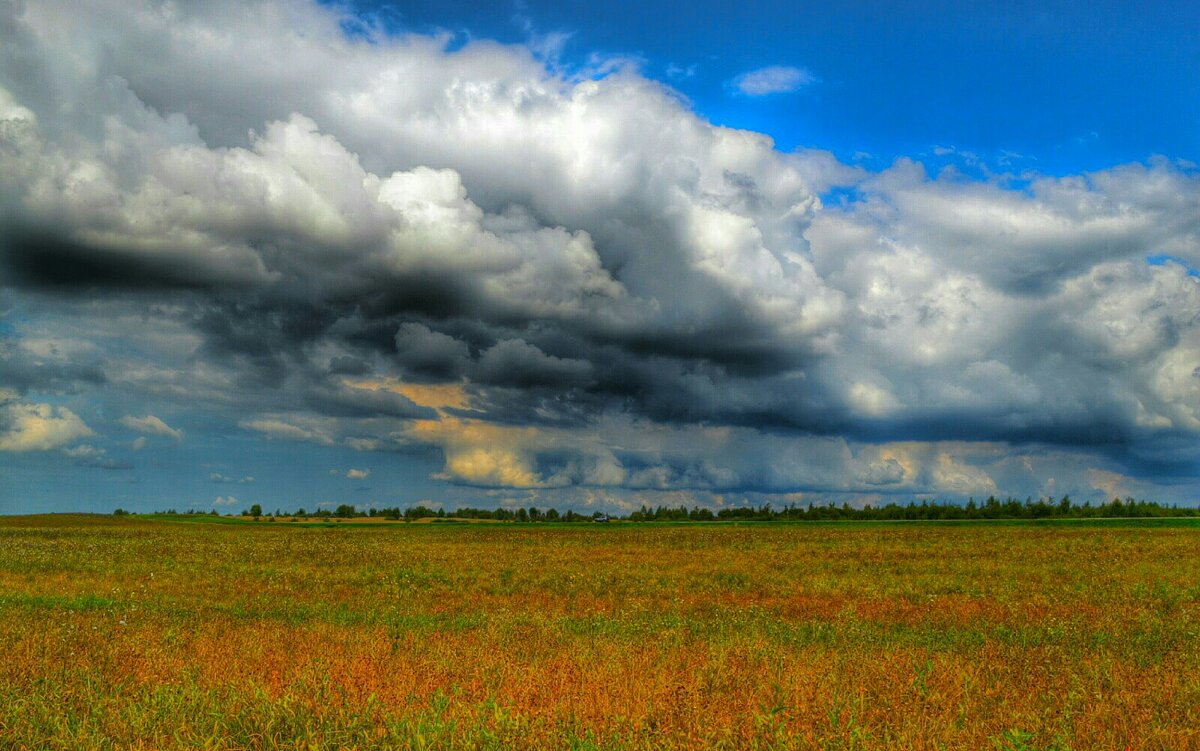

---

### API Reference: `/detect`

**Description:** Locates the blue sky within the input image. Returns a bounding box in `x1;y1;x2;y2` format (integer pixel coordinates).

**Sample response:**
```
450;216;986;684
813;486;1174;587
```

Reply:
348;0;1200;175
1;0;1198;513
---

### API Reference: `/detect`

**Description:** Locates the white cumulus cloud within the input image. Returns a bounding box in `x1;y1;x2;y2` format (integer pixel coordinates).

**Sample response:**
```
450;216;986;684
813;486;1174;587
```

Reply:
0;402;93;452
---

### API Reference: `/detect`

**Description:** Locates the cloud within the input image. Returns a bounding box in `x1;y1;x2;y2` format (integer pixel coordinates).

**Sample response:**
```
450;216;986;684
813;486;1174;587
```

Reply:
240;418;335;445
0;401;93;452
0;334;107;396
932;453;999;496
665;63;697;80
406;415;549;487
474;339;593;388
0;0;1197;503
119;415;183;441
393;323;470;380
346;468;369;479
64;444;102;459
732;65;817;95
214;495;238;507
210;472;253;483
62;442;132;469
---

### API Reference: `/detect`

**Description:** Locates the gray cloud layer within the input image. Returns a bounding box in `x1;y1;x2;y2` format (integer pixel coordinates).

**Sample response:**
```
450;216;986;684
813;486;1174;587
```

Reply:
1;0;1198;503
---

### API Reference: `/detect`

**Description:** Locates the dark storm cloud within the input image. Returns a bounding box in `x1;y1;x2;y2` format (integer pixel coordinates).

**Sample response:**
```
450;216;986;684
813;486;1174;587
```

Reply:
1;227;230;292
393;323;470;380
327;355;371;377
348;272;483;322
473;339;593;389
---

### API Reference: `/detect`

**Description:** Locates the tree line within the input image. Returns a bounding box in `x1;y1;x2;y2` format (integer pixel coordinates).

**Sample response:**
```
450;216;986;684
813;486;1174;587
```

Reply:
627;495;1198;522
200;495;1200;522
233;503;602;522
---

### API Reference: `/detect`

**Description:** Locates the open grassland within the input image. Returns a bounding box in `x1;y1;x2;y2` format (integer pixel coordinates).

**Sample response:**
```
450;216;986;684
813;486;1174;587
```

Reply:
0;516;1198;750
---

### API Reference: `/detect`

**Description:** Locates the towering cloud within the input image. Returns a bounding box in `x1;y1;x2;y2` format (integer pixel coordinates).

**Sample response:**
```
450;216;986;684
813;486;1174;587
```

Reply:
1;0;1197;507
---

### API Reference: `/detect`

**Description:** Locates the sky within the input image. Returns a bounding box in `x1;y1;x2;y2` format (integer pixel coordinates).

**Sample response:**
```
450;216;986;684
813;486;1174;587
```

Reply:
0;0;1198;515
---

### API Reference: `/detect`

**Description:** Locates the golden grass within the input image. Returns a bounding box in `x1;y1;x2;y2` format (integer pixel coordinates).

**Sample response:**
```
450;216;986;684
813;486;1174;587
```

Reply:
0;516;1197;750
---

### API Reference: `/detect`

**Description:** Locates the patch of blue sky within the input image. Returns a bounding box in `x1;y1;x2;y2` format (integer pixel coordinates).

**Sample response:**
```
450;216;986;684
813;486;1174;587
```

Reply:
817;185;866;210
1146;255;1200;278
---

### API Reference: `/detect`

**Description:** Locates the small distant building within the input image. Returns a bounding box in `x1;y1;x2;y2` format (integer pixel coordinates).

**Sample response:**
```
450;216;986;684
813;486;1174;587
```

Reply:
593;513;610;523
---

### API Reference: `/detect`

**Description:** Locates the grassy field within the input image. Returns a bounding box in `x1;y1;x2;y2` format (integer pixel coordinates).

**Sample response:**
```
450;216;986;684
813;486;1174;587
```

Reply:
0;515;1197;750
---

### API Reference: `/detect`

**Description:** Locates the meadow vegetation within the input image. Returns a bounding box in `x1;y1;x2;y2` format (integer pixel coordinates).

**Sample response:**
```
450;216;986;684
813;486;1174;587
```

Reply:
0;515;1197;750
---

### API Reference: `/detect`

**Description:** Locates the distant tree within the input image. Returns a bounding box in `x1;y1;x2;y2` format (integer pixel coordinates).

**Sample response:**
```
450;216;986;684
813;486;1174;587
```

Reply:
247;504;262;518
335;504;356;519
404;505;435;521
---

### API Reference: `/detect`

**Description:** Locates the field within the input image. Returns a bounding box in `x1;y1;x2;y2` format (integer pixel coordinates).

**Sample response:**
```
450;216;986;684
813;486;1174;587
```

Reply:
0;516;1198;750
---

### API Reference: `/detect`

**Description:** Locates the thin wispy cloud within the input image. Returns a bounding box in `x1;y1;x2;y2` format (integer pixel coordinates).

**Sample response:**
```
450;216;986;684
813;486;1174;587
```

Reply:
120;415;183;441
732;65;817;95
